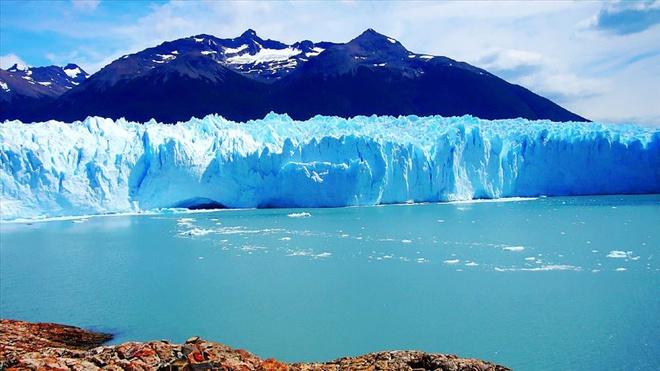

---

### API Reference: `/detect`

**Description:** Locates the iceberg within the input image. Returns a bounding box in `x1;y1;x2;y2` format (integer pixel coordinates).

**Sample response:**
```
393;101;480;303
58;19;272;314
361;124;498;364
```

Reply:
1;113;659;220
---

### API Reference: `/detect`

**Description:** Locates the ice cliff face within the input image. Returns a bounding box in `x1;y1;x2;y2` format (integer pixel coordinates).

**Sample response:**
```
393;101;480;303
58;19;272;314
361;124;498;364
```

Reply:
1;114;659;220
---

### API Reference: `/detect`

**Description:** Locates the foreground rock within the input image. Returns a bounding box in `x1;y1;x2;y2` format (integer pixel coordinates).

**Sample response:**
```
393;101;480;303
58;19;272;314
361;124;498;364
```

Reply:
0;319;510;370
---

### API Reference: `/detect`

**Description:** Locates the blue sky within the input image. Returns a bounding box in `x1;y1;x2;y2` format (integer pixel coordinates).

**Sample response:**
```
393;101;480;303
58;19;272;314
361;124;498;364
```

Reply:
1;0;659;124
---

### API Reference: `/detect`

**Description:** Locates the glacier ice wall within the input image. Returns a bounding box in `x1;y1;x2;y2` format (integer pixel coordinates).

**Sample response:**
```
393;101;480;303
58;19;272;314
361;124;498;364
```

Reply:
1;113;659;220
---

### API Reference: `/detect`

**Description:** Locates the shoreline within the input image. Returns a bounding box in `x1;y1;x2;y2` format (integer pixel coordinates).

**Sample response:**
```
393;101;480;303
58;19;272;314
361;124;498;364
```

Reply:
8;193;637;224
5;192;659;224
0;319;509;370
2;196;539;224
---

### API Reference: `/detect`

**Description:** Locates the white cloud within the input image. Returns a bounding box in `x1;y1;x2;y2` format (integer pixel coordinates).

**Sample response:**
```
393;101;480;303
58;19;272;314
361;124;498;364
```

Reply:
0;53;27;70
71;0;101;11
518;72;610;104
476;49;543;78
479;49;543;70
566;53;660;125
471;48;611;114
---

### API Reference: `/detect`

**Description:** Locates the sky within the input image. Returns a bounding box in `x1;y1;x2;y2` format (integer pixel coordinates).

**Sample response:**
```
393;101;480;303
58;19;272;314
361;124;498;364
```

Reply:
1;0;659;124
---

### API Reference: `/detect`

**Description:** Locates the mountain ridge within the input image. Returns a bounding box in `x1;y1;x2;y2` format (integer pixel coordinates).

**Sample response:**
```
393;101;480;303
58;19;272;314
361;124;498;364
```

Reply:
0;29;587;123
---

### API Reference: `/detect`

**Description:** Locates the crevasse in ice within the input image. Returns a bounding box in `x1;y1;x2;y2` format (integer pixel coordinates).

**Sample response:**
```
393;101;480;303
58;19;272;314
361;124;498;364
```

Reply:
1;113;659;220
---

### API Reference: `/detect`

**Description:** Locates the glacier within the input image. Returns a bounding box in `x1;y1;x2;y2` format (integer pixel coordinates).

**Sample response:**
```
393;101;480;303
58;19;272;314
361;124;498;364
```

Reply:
1;113;659;221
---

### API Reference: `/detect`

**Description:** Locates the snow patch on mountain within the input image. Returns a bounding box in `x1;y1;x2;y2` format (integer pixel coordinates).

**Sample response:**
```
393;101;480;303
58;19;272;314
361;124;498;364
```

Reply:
1;113;658;220
305;47;325;57
8;64;29;72
226;46;302;65
223;44;249;55
63;66;83;79
156;54;177;62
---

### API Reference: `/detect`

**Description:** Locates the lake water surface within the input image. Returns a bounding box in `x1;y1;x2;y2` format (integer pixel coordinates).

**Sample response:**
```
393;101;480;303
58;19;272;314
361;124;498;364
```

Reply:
1;195;658;370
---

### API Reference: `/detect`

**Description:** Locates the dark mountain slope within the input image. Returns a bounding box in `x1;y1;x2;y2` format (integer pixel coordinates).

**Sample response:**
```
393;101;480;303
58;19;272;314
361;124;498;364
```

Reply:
0;29;587;123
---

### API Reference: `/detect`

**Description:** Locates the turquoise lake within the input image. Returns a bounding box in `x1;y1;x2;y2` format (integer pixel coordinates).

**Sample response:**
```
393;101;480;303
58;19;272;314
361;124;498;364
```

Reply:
1;195;658;370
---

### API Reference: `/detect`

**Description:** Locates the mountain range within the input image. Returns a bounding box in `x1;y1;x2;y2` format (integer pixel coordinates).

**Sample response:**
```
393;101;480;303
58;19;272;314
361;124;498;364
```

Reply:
0;29;586;123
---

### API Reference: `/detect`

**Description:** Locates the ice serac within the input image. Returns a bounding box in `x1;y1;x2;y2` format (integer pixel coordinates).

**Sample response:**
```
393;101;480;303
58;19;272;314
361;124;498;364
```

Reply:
1;114;659;220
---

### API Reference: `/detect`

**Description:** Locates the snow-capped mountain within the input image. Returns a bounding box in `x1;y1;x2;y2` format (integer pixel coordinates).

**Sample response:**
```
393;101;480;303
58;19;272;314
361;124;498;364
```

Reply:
0;63;88;101
86;29;334;87
0;29;586;122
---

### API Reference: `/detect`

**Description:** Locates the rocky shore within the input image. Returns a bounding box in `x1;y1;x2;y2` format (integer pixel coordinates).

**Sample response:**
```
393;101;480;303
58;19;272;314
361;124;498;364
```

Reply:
0;319;510;370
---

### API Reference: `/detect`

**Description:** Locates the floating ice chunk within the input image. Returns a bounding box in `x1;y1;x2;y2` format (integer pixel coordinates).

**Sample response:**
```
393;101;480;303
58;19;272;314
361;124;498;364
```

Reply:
241;245;266;252
606;250;632;259
288;212;311;218
401;239;412;244
465;261;479;266
495;264;581;272
286;250;331;258
286;250;310;257
523;265;581;271
615;267;627;271
178;228;214;237
503;246;525;252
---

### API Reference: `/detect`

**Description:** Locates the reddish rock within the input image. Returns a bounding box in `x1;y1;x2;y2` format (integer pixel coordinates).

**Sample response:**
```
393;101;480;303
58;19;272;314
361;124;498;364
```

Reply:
0;319;510;371
261;358;289;371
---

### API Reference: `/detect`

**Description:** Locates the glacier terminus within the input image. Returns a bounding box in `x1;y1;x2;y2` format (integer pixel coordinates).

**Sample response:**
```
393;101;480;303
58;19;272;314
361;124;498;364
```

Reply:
1;113;659;221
